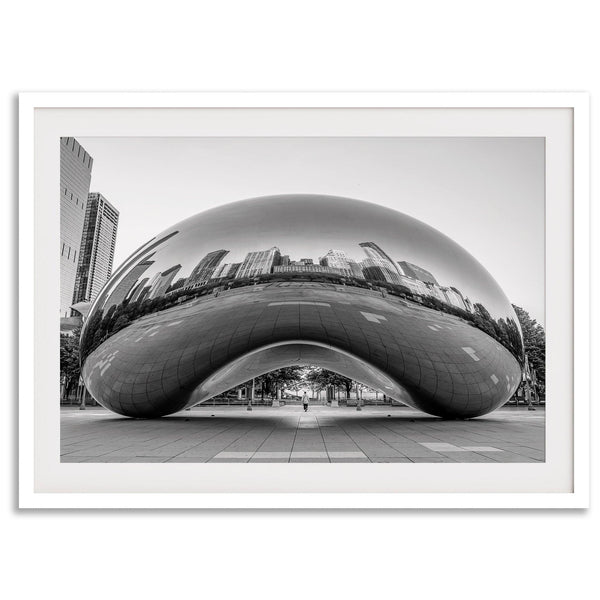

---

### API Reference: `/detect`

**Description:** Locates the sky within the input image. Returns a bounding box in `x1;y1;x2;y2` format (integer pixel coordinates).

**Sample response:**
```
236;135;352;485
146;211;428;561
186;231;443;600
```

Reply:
78;136;545;325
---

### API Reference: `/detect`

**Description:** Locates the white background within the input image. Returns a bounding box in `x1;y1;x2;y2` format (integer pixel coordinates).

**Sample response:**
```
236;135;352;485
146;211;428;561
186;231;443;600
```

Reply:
1;2;597;600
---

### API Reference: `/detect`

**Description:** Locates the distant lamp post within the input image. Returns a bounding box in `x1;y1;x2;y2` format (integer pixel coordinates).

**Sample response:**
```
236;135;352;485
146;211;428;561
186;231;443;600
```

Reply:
78;376;86;410
523;354;536;411
247;378;254;411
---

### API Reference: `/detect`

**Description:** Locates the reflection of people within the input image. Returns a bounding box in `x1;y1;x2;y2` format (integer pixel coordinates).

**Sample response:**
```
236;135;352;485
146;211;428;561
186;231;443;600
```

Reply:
302;392;309;412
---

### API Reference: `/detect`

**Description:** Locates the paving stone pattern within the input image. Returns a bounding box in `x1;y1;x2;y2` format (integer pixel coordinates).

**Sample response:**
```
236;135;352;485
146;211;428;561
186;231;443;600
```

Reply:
61;405;545;463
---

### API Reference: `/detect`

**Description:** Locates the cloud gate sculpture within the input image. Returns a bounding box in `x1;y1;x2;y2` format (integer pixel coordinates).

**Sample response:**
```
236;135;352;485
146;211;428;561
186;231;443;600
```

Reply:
80;194;524;419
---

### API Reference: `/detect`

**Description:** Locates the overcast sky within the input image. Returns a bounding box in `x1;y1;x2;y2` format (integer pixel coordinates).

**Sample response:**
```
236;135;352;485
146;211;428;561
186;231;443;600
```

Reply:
79;136;545;325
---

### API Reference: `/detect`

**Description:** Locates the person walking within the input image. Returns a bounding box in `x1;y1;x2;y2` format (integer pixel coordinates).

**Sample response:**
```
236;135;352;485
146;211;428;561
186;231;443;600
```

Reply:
302;391;309;412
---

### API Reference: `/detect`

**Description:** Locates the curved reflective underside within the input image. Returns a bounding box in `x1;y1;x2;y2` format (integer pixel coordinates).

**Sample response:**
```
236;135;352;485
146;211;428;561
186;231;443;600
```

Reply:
80;194;524;418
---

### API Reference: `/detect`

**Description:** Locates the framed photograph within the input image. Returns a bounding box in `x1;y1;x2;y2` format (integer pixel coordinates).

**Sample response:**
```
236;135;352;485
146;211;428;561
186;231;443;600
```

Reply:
19;92;589;508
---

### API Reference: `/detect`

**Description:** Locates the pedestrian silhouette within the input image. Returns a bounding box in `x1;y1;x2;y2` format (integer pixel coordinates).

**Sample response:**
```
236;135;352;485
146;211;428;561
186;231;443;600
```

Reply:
302;392;309;412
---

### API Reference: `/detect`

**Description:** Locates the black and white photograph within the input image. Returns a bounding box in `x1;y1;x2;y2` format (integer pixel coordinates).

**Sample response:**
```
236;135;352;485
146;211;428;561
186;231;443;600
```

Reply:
59;135;546;465
5;4;598;600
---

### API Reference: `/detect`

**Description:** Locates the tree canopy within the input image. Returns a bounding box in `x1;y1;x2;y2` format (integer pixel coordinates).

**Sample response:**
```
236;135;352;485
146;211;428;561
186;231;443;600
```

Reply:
60;327;81;398
513;304;546;394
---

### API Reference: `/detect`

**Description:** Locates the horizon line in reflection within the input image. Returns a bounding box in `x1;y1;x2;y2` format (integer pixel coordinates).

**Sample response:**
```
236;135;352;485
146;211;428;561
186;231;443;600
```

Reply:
105;239;477;315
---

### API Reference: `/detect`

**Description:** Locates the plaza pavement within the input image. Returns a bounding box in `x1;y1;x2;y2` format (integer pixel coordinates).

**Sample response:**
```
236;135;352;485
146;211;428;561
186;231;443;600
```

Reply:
60;404;545;463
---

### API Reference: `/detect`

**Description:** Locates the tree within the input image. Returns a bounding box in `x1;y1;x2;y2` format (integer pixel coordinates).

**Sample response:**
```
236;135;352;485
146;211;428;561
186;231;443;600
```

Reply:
253;366;305;399
512;304;546;396
303;367;353;398
60;327;81;400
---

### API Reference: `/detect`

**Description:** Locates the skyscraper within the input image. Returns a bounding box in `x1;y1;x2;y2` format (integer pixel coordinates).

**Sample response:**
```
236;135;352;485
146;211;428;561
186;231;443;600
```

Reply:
319;249;349;269
60;137;93;317
104;257;155;310
147;264;182;299
73;193;119;305
235;246;281;279
211;262;242;280
186;249;229;286
398;274;430;296
360;258;403;285
359;242;403;277
319;249;357;277
397;261;439;285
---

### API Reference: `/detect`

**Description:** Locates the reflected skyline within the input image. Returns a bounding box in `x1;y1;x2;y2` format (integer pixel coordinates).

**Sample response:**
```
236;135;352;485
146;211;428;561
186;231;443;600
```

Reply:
82;195;524;367
130;240;477;314
88;194;516;320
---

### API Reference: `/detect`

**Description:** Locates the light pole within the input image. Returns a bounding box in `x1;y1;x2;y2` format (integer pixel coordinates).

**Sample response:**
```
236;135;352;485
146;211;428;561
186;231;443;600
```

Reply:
78;376;86;410
247;378;254;411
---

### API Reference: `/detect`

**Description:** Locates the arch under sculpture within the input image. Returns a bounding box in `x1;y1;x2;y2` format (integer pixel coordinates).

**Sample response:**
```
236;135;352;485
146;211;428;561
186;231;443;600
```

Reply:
80;194;524;419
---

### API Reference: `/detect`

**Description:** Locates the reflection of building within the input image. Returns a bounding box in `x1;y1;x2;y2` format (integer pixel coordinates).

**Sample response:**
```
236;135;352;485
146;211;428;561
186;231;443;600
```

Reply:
73;193;119;304
360;242;402;273
320;249;347;268
148;264;182;299
187;250;229;286
236;246;281;278
398;261;438;285
361;258;403;285
319;249;358;277
273;264;345;276
93;231;179;312
442;286;467;311
104;256;155;309
359;242;405;284
129;277;150;302
60;137;93;317
463;297;475;313
424;282;446;302
168;277;188;293
347;260;365;278
398;274;430;296
211;262;241;280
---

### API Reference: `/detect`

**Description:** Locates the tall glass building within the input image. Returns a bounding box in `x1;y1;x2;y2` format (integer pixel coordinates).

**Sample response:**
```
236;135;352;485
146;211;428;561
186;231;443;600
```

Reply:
60;138;93;317
235;246;281;279
186;249;229;286
73;193;119;306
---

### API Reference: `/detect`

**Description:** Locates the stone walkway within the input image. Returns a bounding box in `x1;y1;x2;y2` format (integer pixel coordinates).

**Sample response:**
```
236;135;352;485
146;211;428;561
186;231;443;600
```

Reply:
60;404;545;463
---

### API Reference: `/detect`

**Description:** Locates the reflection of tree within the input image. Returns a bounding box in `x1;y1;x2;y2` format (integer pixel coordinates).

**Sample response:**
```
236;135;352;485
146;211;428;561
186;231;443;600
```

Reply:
419;295;524;362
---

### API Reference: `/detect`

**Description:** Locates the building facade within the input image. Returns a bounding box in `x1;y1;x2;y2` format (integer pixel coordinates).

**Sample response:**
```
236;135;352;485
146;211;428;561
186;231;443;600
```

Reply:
360;257;403;285
397;261;439;285
398;274;430;296
319;249;358;277
148;264;182;299
186;249;229;286
235;246;281;279
73;193;119;305
211;262;241;280
60;137;93;317
104;257;155;309
273;264;345;276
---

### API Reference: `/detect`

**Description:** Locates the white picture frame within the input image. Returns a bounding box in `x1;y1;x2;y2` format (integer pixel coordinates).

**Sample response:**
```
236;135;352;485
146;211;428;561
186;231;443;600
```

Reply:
19;92;590;509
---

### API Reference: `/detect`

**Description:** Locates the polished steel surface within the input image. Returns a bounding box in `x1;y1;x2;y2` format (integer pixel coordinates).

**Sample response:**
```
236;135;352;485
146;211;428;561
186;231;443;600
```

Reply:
80;194;523;418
